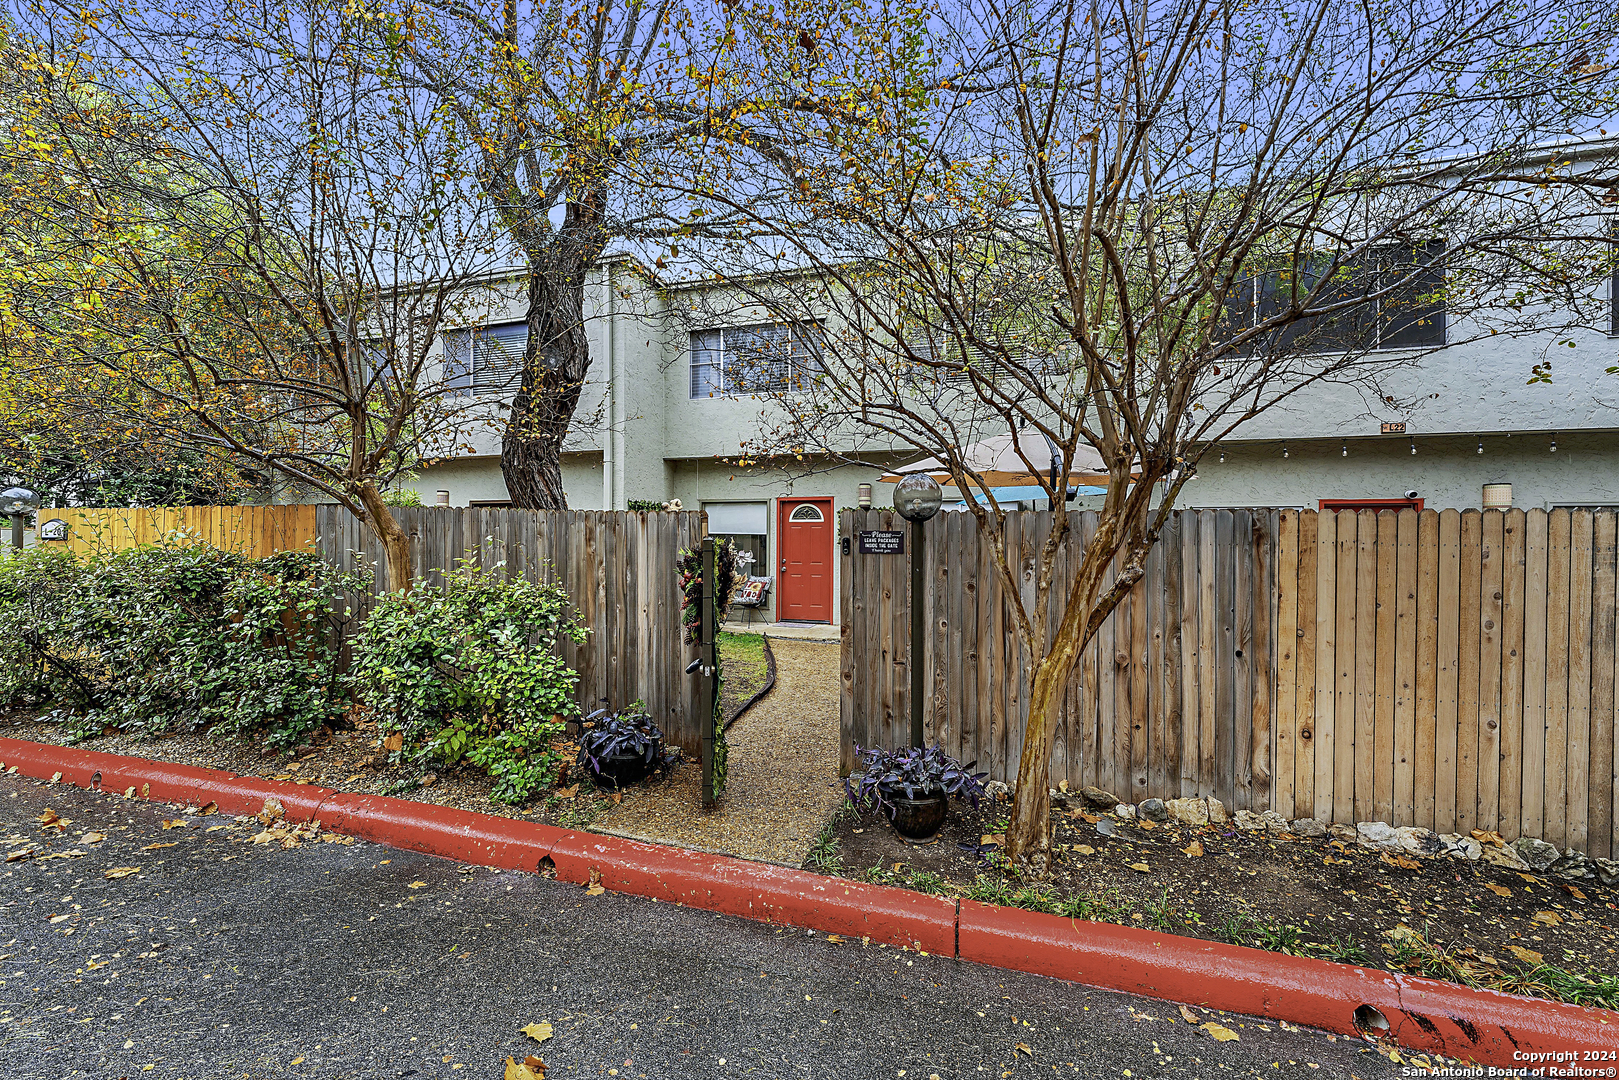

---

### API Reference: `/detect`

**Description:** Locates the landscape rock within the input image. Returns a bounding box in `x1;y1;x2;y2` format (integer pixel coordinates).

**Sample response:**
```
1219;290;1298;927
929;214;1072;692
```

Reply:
1164;798;1209;827
1233;809;1266;831
1260;810;1290;835
1290;817;1328;838
1328;823;1357;842
1438;834;1483;860
985;780;1011;802
1115;803;1137;820
1552;849;1595;881
1079;786;1118;808
1482;843;1533;871
1394;826;1447;857
1512;836;1560;872
1205;797;1229;825
1138;798;1169;823
1596;859;1619;887
1356;821;1399;850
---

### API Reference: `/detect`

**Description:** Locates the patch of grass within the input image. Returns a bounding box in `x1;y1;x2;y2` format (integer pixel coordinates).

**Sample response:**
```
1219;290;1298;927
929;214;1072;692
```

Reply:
716;632;768;686
1141;885;1177;932
1220;911;1304;954
1506;964;1619;1011
806;826;843;874
1307;935;1369;966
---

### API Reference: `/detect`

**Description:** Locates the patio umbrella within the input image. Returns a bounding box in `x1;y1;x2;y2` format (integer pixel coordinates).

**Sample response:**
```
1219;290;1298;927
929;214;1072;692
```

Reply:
877;431;1119;488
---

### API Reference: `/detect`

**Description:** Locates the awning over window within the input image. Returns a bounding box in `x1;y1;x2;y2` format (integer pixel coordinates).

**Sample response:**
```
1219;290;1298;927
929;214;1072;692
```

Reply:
704;501;769;535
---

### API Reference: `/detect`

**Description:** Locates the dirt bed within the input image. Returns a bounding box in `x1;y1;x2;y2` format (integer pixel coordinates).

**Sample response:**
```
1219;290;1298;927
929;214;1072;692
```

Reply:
810;792;1619;1008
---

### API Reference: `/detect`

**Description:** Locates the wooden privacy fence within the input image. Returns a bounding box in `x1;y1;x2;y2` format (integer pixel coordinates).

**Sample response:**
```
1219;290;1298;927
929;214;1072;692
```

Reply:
36;505;318;556
316;506;707;752
36;504;705;752
840;506;1619;860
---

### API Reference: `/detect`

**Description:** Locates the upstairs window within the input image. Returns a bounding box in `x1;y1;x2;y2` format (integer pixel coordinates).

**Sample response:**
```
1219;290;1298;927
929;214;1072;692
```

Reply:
1225;241;1445;353
443;322;528;394
690;322;821;398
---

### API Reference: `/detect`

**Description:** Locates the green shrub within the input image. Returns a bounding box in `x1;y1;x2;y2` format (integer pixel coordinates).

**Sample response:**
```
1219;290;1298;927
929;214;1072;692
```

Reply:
0;542;360;747
348;563;586;803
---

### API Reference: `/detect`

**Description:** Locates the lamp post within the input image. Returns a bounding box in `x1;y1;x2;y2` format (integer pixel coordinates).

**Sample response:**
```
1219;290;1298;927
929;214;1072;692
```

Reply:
895;473;943;748
0;487;40;549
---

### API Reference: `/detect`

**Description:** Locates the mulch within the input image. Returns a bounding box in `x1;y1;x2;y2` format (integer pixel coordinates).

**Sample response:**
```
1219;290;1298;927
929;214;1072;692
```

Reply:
817;793;1619;993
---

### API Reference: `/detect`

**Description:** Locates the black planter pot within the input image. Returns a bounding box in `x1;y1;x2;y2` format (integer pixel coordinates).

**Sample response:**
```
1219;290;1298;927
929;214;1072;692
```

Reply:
889;791;949;841
587;749;652;791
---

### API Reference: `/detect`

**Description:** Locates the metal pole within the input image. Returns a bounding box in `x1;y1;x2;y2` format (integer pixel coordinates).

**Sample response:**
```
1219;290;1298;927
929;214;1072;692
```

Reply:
700;536;717;808
910;515;924;748
9;514;21;549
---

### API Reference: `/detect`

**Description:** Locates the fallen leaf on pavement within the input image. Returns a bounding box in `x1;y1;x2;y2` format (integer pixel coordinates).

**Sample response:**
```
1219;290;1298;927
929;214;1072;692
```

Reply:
1013;1042;1033;1058
142;843;177;851
505;1055;546;1080
37;850;86;861
407;881;429;889
1518;873;1541;884
1072;844;1095;856
48;913;73;924
80;832;106;845
520;1021;553;1044
1531;910;1561;927
1486;883;1512;897
123;787;135;798
585;884;606;896
1179;1005;1199;1024
5;848;33;862
1202;1021;1239;1042
1137;820;1156;831
199;801;218;815
1181;840;1204;857
258;799;285;825
290;1056;304;1065
1562;884;1587;901
104;867;141;879
1507;944;1543;965
1380;853;1422;870
160;820;185;830
36;809;59;827
1128;862;1150;873
827;934;845;942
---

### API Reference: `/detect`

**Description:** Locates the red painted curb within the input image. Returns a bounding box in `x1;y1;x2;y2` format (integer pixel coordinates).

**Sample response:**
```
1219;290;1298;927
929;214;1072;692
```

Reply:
3;735;1614;1066
0;737;330;821
957;899;1616;1064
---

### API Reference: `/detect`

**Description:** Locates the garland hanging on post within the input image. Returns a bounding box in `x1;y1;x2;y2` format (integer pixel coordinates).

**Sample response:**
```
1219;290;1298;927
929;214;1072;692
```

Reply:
679;539;736;802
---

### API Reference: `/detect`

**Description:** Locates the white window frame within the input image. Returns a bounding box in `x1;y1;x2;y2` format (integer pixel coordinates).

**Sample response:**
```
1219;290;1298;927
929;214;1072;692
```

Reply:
689;322;821;398
443;322;529;394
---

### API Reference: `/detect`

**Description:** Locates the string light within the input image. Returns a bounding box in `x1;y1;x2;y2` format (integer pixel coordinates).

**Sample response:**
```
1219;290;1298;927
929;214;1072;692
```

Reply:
1477;441;1484;455
1410;440;1417;455
1341;442;1348;457
1218;448;1226;464
1282;444;1289;459
1551;433;1558;453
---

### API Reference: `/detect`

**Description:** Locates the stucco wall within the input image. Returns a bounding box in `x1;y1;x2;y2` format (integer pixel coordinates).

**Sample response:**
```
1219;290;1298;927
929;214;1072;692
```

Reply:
1183;430;1619;510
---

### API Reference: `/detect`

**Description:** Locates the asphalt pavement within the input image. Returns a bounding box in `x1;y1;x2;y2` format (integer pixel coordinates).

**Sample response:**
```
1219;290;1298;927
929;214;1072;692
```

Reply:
0;773;1407;1079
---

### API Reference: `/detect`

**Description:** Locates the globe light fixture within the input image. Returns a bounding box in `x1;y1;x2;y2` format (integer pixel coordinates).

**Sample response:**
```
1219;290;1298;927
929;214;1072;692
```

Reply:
1;486;39;549
895;473;943;522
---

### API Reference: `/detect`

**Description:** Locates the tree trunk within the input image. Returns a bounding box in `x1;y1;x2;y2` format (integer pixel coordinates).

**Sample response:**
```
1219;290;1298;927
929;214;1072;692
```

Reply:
1002;636;1083;871
501;251;593;510
355;482;413;594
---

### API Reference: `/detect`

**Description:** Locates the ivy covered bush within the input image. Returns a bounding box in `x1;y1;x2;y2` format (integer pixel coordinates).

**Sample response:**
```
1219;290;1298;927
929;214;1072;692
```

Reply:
347;563;586;804
0;543;360;747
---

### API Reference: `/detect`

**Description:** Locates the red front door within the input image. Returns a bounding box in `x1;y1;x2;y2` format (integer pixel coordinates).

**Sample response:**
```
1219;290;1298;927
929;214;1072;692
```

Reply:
777;497;834;623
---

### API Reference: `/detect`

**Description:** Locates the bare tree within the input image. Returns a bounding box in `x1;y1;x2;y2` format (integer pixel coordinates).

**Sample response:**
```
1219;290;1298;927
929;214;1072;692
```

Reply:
4;7;502;591
675;0;1619;868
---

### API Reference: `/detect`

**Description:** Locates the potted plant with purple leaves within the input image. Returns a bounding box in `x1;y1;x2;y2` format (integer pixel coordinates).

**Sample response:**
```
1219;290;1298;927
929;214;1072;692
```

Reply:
576;703;675;791
847;744;989;841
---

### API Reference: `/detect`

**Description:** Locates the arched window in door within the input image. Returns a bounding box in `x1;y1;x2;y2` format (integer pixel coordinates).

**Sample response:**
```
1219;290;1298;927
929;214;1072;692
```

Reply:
789;503;824;522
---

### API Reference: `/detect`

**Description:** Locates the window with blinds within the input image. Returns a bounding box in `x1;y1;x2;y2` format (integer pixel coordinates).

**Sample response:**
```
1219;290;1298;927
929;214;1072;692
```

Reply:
1223;241;1446;352
442;322;528;394
689;322;821;398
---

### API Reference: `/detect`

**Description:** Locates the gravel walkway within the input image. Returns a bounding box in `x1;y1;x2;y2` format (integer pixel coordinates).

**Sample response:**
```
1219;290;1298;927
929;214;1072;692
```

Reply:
591;637;845;865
